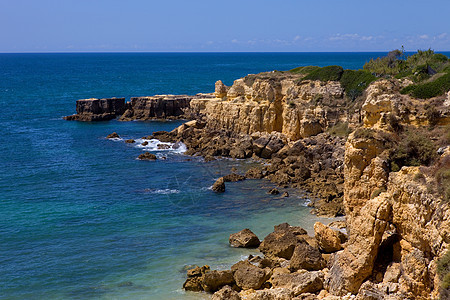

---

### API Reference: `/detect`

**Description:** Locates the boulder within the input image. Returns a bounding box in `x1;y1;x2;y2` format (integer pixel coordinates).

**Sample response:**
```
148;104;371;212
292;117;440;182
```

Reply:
282;192;289;198
259;230;302;259
107;132;120;139
271;271;324;296
125;139;135;143
183;265;210;292
201;270;235;293
223;173;246;182
137;152;157;160
314;222;342;253
289;243;326;271
212;285;241;300
212;177;225;192
229;229;260;248
141;141;149;146
231;260;269;290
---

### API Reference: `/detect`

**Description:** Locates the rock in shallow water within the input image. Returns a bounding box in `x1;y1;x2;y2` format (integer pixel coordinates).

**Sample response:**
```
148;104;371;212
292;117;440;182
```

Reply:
107;132;120;139
212;177;225;192
137;152;157;160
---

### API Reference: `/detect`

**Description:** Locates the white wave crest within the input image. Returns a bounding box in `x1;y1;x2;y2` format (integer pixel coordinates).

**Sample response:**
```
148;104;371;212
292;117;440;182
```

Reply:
144;189;181;195
134;138;187;154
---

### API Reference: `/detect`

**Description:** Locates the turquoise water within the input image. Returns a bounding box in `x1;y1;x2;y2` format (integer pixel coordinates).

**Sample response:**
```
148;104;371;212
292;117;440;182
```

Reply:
2;52;448;299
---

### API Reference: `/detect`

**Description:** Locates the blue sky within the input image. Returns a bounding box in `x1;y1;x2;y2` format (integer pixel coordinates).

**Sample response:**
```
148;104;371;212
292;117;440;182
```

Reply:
1;0;449;52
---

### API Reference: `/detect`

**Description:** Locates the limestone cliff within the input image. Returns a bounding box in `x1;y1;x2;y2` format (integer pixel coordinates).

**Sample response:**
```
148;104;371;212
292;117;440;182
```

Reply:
327;79;450;298
189;72;352;141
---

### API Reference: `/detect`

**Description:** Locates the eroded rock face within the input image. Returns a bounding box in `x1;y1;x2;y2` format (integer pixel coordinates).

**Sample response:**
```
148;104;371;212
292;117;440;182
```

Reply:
64;98;126;121
199;76;347;140
326;196;391;295
229;229;260;248
119;95;192;121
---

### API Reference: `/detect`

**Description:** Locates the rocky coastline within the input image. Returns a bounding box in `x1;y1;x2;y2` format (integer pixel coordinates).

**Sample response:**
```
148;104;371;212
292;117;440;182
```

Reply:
65;56;450;299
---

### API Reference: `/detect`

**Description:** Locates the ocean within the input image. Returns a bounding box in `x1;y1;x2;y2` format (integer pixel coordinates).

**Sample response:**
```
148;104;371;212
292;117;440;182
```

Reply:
2;52;444;299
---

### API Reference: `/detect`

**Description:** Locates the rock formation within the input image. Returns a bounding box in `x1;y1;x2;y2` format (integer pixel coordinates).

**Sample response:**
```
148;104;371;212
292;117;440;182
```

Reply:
64;97;126;121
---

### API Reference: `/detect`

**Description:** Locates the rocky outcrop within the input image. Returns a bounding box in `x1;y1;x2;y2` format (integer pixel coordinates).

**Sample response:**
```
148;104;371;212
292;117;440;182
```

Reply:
119;95;193;121
64;97;126;121
193;75;348;141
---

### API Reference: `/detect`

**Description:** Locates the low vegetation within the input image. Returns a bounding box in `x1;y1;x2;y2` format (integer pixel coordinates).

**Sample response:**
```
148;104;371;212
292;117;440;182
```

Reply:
390;128;437;172
400;72;450;99
326;122;351;137
339;70;377;100
288;50;449;100
438;250;450;297
302;65;344;82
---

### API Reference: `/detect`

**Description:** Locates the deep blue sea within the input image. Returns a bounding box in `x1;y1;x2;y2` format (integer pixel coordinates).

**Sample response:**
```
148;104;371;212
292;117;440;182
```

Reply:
2;52;447;299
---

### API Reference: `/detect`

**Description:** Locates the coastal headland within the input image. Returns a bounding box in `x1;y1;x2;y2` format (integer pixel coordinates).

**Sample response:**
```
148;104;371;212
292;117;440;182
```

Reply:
65;50;450;299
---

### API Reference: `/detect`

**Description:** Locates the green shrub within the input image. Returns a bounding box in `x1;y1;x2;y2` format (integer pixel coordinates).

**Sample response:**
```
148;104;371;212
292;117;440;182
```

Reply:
390;129;437;171
353;128;375;139
400;72;450;99
327;122;351;137
303;65;344;82
426;106;441;127
289;65;320;75
370;187;387;199
339;70;377;100
438;250;450;294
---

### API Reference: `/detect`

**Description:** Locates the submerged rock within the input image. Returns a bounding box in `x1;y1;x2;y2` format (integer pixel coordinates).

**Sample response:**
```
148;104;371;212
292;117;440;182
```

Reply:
107;132;120;139
268;188;280;195
229;229;260;248
223;173;246;182
137;152;157;160
212;177;226;192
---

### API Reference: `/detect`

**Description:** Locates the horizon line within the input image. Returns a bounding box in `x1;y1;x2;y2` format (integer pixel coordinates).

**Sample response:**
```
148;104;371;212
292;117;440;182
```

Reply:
1;50;450;54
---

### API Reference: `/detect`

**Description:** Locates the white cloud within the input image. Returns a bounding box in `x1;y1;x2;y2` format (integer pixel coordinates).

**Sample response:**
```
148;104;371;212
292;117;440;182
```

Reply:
419;34;429;39
231;39;238;44
294;35;301;41
329;33;374;42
